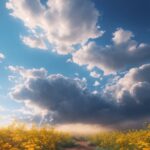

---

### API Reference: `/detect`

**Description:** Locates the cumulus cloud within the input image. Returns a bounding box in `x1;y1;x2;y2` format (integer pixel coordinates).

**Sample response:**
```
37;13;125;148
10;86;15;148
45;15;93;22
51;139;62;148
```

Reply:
8;65;150;128
0;53;5;62
9;67;111;124
6;0;103;54
112;28;134;45
72;28;150;74
105;64;150;102
21;36;47;50
104;64;150;125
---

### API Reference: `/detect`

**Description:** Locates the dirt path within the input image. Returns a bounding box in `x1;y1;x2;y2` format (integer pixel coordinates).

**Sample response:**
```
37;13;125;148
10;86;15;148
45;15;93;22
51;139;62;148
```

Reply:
65;140;96;150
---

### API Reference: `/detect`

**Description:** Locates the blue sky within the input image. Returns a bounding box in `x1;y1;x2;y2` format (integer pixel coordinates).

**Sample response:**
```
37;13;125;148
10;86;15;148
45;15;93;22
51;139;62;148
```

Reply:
0;0;150;128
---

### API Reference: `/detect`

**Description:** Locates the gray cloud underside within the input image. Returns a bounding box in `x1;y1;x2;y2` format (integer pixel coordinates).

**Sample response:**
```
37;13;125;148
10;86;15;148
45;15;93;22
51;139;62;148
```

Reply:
10;64;150;128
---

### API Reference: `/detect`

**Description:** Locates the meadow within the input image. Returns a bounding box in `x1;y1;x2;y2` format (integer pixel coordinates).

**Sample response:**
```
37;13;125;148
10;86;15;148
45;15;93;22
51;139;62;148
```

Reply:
0;123;150;150
0;123;75;150
89;125;150;150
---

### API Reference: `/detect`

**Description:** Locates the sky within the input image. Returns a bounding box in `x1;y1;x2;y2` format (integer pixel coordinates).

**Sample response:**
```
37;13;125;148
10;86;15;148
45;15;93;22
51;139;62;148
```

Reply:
0;0;150;129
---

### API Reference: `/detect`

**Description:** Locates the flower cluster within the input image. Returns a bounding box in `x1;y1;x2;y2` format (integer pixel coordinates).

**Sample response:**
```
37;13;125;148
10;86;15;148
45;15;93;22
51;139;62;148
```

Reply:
90;126;150;150
0;123;73;150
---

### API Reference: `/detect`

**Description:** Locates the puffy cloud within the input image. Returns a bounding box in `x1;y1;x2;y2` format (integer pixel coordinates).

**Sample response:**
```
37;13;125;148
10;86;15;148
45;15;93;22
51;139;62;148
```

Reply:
9;67;111;124
112;28;134;45
8;65;150;128
90;71;101;78
0;53;5;62
105;64;150;102
6;0;103;54
104;64;150;125
8;65;47;79
72;28;150;74
21;36;47;50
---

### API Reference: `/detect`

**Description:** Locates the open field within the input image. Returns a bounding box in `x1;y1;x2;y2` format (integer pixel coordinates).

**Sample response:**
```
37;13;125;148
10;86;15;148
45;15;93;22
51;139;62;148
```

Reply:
0;123;150;150
0;123;74;150
89;127;150;150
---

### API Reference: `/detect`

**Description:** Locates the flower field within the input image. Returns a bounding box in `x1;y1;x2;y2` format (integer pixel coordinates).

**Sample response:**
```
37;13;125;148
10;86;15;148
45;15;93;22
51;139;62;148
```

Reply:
0;123;74;150
90;126;150;150
0;123;150;150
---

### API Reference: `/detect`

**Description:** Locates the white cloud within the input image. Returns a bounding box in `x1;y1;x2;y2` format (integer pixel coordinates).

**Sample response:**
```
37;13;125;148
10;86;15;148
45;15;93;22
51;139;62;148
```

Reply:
21;36;47;50
14;104;48;118
8;65;47;79
72;28;150;74
90;71;101;78
112;28;134;45
105;64;150;102
6;0;104;55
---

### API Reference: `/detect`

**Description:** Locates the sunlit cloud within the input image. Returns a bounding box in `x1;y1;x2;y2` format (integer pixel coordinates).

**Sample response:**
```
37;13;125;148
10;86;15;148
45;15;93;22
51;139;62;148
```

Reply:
6;0;104;54
72;28;150;74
